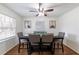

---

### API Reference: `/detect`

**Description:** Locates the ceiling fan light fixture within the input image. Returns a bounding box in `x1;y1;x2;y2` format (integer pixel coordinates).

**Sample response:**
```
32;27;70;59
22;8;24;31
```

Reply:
44;14;47;16
36;12;47;16
39;12;44;16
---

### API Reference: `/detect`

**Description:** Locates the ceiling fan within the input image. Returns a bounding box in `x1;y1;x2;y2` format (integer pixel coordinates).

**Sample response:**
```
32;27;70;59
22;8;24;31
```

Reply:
29;3;54;16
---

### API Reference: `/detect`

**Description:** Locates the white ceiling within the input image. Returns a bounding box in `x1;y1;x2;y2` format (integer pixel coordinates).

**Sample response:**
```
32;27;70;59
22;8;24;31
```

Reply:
2;3;79;17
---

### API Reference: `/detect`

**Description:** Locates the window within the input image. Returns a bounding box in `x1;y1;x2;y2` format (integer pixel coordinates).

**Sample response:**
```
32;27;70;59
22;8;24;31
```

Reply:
0;13;16;40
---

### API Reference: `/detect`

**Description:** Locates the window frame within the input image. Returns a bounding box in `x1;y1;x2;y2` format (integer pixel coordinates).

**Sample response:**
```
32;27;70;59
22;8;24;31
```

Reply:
0;13;16;40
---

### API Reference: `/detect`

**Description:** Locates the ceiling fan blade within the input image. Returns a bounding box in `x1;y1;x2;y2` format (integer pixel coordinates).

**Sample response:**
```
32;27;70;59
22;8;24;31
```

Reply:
29;10;37;12
36;14;39;16
44;14;47;16
28;7;38;12
39;3;42;12
45;9;54;12
36;13;47;16
39;3;42;7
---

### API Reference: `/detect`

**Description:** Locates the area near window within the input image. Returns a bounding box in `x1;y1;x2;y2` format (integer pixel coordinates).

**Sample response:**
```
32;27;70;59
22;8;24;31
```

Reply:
0;13;16;41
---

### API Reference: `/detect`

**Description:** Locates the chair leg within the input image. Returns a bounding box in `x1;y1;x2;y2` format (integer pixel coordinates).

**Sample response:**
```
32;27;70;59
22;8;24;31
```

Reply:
18;43;21;53
57;43;59;49
27;44;28;49
61;43;64;53
28;50;32;55
53;43;55;54
28;46;32;55
22;43;24;48
51;45;54;54
18;39;21;53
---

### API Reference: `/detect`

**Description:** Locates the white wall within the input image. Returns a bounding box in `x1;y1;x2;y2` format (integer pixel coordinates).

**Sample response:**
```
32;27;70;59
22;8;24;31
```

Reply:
23;16;58;36
0;4;22;54
0;37;18;55
58;6;79;54
0;4;23;32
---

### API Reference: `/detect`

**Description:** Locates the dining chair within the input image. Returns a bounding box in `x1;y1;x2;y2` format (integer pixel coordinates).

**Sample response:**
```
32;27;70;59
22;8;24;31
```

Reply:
28;34;40;54
54;32;65;53
41;34;54;54
17;32;29;53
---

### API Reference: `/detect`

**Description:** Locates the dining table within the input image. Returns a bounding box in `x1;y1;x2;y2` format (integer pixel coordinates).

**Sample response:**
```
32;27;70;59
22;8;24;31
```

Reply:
26;32;55;54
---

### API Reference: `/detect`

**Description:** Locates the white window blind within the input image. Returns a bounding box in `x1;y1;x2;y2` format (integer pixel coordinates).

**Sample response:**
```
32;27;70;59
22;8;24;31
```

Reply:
0;13;16;40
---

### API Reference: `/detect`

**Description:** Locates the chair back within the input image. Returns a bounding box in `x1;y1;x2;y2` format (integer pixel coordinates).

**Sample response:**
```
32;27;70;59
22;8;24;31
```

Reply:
42;34;54;42
29;34;40;43
58;32;65;39
17;32;23;37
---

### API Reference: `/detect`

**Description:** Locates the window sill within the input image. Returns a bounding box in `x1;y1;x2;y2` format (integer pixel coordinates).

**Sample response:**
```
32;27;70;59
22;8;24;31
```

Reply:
0;36;16;42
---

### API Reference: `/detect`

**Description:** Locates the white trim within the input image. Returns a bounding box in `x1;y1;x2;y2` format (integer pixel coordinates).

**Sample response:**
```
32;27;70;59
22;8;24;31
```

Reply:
64;42;79;54
0;36;16;42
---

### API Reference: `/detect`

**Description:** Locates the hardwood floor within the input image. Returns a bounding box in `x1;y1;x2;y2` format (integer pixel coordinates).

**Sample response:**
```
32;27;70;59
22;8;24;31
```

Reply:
5;44;78;55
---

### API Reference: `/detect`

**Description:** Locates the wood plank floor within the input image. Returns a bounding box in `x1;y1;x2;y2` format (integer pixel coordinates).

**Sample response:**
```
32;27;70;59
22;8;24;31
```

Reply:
5;44;78;55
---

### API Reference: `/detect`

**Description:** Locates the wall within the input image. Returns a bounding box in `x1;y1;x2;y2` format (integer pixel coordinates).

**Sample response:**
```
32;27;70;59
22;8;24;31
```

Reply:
23;16;58;36
0;4;22;54
58;6;79;53
0;37;18;54
0;4;23;32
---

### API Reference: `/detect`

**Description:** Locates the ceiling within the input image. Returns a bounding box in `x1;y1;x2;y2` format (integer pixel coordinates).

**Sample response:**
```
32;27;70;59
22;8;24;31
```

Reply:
2;3;79;17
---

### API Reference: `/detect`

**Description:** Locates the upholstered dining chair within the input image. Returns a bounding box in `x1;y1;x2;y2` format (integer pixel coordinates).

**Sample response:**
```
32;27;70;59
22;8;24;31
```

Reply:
28;34;40;54
17;32;29;53
53;32;65;53
41;34;54;54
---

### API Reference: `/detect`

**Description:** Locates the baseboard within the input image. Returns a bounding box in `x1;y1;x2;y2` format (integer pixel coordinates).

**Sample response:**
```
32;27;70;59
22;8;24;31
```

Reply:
4;43;18;55
64;43;79;54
